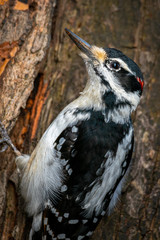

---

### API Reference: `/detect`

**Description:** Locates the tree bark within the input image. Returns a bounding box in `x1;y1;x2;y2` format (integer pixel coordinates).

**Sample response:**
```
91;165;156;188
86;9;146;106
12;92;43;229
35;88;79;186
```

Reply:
0;0;159;239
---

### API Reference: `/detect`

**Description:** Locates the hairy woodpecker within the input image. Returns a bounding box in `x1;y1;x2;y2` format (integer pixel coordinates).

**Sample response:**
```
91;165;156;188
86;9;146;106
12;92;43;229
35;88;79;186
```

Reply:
0;28;144;240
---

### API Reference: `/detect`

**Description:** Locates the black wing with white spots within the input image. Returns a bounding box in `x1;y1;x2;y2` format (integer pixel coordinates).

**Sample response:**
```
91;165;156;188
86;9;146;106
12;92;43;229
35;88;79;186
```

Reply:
32;110;134;240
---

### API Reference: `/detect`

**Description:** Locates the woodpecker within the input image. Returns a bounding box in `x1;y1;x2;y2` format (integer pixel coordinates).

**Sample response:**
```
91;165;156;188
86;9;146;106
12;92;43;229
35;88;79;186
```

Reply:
0;28;144;240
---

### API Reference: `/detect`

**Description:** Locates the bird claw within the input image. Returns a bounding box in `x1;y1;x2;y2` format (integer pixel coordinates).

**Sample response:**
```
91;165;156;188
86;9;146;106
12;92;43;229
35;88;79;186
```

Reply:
0;121;10;152
0;141;8;152
0;120;21;156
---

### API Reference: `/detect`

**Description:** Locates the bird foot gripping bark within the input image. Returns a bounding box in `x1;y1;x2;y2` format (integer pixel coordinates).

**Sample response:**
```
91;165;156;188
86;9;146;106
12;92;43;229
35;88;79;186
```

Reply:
0;120;21;156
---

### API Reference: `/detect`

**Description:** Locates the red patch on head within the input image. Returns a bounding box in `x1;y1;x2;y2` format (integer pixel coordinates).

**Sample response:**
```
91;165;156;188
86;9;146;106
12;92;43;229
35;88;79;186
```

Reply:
136;77;144;91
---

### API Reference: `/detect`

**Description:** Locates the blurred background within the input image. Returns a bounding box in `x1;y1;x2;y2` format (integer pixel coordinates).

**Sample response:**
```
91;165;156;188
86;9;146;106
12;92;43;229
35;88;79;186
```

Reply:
0;0;159;239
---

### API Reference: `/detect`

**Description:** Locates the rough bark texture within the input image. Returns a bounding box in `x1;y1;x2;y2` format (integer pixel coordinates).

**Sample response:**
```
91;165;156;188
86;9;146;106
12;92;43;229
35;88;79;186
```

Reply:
0;0;159;239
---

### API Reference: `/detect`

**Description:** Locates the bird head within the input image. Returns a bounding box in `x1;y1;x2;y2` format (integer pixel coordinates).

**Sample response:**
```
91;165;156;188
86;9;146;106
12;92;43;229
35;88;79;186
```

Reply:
65;28;144;112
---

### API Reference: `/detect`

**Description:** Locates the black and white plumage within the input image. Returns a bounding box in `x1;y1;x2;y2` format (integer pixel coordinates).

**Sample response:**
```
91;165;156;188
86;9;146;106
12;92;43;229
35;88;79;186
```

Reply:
1;28;144;240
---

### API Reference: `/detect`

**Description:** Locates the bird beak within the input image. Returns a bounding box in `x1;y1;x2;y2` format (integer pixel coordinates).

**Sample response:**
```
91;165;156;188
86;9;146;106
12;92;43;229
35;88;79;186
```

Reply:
65;28;92;57
65;28;107;63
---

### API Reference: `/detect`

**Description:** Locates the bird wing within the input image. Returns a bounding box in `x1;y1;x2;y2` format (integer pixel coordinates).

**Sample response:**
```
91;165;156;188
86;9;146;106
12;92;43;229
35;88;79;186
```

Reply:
31;110;133;240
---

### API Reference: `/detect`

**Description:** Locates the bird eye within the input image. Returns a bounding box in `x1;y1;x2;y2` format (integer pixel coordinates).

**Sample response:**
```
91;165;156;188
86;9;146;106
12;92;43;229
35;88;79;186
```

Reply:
106;60;121;71
110;61;120;70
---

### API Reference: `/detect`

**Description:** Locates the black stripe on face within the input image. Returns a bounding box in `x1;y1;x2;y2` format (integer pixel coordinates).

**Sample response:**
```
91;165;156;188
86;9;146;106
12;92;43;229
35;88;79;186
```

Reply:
93;66;111;89
114;68;142;94
94;63;142;95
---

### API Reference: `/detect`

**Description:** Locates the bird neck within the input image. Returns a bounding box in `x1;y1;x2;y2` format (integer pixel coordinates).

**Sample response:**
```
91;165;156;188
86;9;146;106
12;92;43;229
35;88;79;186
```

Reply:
101;90;132;124
78;79;132;124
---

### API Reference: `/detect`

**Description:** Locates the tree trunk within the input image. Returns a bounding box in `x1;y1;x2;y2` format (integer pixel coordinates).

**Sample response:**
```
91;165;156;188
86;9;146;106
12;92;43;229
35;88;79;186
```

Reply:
0;0;159;239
